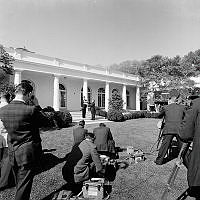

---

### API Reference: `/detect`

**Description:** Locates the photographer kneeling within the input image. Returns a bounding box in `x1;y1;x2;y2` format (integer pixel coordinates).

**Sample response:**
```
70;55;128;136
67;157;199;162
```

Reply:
62;132;104;196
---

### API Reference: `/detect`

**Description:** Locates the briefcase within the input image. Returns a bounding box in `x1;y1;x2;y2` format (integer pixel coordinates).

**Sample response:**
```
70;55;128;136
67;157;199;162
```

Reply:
82;178;104;200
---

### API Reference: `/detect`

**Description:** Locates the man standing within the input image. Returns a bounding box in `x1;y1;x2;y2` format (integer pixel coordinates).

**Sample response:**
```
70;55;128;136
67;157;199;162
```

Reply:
73;120;88;146
179;97;200;199
0;91;10;161
155;89;186;165
82;96;88;118
0;82;47;200
90;99;96;120
93;123;116;158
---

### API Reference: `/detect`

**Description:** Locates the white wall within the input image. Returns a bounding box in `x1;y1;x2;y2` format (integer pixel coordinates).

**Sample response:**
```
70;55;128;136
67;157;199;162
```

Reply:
88;81;106;104
63;78;82;111
22;71;53;109
127;86;136;110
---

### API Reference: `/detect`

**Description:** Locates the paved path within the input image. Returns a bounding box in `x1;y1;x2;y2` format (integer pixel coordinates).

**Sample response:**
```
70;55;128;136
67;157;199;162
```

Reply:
71;111;111;125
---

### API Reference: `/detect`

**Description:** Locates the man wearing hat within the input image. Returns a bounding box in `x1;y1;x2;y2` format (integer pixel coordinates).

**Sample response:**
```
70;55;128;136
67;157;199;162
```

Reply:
155;89;186;165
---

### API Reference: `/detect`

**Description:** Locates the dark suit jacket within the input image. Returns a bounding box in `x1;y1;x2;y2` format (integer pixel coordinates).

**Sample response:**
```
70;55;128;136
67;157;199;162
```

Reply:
74;139;102;183
93;126;113;152
179;98;200;187
158;103;185;135
73;126;88;145
0;100;47;166
90;102;96;114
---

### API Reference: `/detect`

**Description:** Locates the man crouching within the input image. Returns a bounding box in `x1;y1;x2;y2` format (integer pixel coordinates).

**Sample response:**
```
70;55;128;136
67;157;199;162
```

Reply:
62;132;104;196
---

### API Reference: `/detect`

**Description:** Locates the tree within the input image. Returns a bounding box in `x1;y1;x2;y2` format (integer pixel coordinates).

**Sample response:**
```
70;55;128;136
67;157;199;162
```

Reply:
108;90;124;111
0;45;15;94
109;60;142;75
138;53;199;93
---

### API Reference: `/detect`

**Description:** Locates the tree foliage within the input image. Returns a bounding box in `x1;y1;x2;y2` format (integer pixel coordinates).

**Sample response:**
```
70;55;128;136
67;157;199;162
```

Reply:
0;45;15;93
108;90;124;111
109;50;200;93
109;60;142;75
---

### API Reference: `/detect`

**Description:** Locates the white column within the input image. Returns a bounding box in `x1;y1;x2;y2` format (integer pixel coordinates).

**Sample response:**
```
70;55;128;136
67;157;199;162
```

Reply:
105;82;110;112
83;79;88;101
136;86;140;111
53;75;60;111
14;70;22;85
122;84;127;110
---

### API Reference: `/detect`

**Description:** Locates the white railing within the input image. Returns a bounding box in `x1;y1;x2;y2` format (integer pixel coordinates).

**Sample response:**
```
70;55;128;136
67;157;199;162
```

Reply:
5;47;139;82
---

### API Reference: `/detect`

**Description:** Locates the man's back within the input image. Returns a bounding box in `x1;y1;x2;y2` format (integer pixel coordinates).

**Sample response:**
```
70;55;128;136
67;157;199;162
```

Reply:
0;100;42;147
74;139;102;183
93;126;113;151
159;103;185;134
73;126;88;145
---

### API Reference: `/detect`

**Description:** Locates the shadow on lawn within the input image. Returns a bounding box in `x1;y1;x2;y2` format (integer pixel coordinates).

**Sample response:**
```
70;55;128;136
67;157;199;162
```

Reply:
35;151;67;175
41;122;78;132
40;184;68;200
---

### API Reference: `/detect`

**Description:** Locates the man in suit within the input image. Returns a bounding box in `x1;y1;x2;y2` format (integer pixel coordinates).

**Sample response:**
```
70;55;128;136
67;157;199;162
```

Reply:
62;132;104;196
0;82;48;200
90;99;96;120
82;96;88;118
0;91;10;161
73;120;88;146
155;89;186;165
74;132;104;183
0;91;15;189
179;97;200;199
93;123;116;158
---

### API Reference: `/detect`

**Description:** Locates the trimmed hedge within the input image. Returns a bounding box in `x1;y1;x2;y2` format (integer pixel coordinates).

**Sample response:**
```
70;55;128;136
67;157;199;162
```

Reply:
96;106;160;122
54;110;72;128
42;106;72;129
95;107;107;118
123;110;159;120
107;109;124;122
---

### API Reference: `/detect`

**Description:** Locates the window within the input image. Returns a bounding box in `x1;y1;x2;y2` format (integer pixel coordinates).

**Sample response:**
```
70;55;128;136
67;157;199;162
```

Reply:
98;88;105;107
126;90;130;107
59;84;66;108
81;87;92;107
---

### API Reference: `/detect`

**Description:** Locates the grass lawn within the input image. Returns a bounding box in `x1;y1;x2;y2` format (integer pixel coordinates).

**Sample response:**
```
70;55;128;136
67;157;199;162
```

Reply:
0;118;192;200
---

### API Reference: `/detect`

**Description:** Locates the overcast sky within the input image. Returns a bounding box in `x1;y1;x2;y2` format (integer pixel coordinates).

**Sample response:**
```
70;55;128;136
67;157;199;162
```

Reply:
1;0;200;66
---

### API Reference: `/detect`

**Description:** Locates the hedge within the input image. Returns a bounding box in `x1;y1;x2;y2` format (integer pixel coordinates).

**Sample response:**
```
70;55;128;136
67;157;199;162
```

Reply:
86;106;160;122
123;110;160;120
42;106;72;129
107;109;124;122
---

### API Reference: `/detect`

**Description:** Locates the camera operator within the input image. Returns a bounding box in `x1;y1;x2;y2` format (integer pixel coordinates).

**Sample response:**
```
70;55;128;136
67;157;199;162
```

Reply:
179;96;200;199
155;89;186;165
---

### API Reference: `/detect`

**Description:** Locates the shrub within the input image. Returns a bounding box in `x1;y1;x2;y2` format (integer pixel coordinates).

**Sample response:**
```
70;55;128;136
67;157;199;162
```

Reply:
95;106;101;115
43;106;55;112
144;111;159;118
41;111;56;128
107;109;124;122
95;107;107;118
41;107;72;129
108;90;123;111
98;110;107;118
123;112;132;120
54;110;72;128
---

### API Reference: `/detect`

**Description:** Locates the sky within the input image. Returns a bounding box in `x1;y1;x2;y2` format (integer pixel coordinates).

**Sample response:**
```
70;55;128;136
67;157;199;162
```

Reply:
1;0;200;66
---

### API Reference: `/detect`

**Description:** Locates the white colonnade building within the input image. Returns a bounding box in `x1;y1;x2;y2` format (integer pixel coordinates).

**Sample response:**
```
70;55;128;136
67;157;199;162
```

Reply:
6;47;140;112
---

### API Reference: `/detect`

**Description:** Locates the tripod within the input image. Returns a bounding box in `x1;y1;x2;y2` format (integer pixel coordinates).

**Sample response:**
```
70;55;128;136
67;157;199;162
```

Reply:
161;142;190;200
